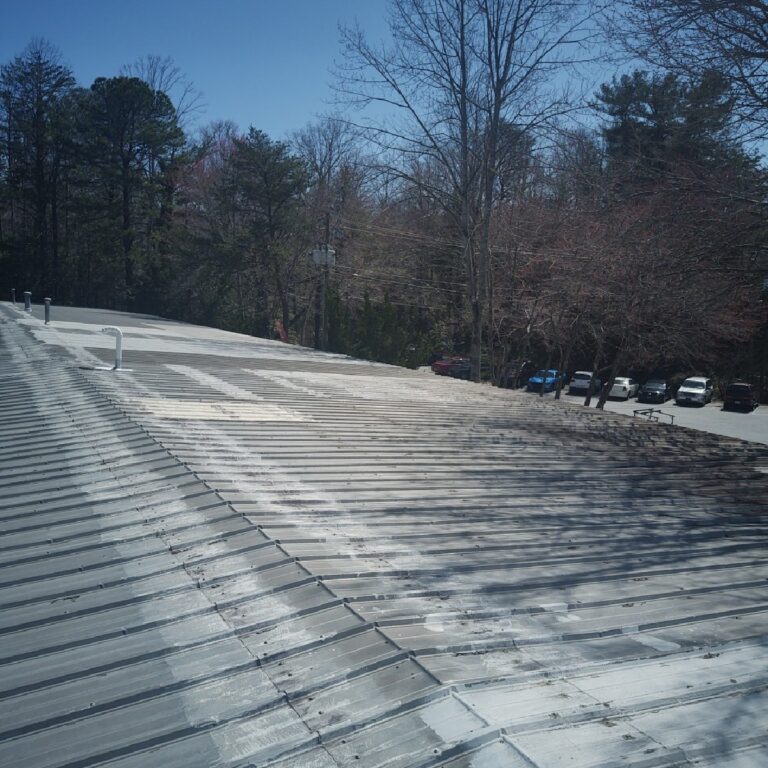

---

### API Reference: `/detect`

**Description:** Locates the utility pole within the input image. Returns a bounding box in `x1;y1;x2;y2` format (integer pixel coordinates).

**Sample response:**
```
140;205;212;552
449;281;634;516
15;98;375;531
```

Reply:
313;276;322;351
321;257;329;351
311;211;336;352
321;211;330;351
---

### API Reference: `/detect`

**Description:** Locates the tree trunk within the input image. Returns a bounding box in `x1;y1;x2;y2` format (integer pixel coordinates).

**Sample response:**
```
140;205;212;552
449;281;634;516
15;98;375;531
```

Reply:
314;278;322;350
33;83;48;292
596;350;622;411
121;158;133;308
555;342;573;400
539;351;553;397
583;348;603;408
470;293;482;382
50;166;59;298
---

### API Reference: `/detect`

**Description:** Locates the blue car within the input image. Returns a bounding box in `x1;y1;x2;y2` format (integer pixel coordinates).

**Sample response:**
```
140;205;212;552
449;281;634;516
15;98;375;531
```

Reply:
526;369;562;393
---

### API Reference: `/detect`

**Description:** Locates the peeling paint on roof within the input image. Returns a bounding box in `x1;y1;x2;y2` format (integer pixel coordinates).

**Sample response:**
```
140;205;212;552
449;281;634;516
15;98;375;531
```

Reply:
1;302;767;768
133;398;306;422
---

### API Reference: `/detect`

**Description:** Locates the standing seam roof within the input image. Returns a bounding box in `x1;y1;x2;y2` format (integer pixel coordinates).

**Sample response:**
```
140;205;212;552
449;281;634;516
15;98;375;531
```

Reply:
1;304;767;768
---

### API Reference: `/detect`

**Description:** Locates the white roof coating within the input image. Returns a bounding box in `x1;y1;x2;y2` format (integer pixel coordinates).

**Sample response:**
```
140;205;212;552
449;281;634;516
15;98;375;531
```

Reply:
1;301;767;768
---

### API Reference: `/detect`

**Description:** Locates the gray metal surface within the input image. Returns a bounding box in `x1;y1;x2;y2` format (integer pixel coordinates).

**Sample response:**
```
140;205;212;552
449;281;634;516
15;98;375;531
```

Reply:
1;302;767;768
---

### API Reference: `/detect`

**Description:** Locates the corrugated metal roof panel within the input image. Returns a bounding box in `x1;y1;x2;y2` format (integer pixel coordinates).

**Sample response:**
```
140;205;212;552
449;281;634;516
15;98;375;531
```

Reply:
1;303;767;767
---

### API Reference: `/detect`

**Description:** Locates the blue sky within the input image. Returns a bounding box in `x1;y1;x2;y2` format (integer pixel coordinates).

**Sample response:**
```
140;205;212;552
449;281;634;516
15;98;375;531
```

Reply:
0;0;389;139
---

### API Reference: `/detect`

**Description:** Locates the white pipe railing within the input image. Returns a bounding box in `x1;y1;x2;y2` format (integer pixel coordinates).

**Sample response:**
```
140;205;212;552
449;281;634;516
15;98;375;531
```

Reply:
101;326;123;370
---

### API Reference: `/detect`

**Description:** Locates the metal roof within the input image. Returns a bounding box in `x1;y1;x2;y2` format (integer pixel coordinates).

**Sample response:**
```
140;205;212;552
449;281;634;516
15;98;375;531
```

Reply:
1;302;767;768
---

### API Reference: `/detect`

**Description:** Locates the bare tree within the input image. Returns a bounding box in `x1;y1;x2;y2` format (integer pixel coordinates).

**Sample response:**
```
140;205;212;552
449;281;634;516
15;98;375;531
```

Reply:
293;116;371;346
122;55;204;127
293;116;369;252
610;0;768;138
339;0;599;380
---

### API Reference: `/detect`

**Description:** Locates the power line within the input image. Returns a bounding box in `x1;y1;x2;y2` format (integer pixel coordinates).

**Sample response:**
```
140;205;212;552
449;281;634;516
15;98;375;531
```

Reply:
341;293;462;311
337;216;596;261
335;261;468;287
333;265;467;295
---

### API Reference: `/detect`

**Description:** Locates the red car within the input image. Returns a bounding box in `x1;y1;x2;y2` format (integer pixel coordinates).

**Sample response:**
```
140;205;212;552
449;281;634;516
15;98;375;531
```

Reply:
431;356;471;379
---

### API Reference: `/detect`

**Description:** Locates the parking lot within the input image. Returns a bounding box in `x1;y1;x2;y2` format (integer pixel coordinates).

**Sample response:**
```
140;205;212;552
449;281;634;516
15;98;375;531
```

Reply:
422;364;768;446
552;390;768;446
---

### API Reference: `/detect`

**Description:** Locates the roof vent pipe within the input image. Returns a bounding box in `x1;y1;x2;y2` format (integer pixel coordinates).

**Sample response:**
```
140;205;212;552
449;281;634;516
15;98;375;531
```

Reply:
24;291;31;312
101;326;123;370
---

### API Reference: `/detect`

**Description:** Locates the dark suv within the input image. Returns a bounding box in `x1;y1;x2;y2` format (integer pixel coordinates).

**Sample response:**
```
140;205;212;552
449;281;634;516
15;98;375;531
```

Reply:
723;382;758;412
637;379;671;404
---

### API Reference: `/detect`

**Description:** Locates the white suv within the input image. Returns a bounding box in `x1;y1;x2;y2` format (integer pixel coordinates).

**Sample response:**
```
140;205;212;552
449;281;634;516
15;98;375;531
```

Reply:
568;371;600;395
675;376;714;406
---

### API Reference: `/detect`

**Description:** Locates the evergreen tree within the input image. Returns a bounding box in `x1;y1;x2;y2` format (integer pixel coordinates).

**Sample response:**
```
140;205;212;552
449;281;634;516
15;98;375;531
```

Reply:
0;40;75;296
596;69;746;185
80;76;184;308
232;129;308;334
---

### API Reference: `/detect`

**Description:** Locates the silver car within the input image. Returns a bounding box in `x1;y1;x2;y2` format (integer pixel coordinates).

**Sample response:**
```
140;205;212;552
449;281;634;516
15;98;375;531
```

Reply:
675;376;714;406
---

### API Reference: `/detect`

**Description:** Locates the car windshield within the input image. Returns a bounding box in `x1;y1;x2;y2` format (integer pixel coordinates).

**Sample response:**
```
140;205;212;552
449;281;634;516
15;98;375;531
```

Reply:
573;373;591;381
726;384;750;395
644;381;665;389
533;370;546;378
613;378;629;385
682;380;705;389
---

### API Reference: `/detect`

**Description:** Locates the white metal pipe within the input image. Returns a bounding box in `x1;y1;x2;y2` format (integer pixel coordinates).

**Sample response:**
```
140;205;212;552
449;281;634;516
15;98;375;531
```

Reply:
101;326;123;370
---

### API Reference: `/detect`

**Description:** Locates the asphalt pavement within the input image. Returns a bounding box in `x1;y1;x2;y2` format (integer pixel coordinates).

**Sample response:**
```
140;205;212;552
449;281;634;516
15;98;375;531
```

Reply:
545;389;768;446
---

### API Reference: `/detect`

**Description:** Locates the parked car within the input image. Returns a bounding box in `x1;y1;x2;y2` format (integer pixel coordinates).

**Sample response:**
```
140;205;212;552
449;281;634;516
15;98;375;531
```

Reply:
427;350;449;365
431;356;471;379
675;376;714;406
568;371;601;395
722;382;758;412
609;376;639;400
637;378;672;404
526;369;562;393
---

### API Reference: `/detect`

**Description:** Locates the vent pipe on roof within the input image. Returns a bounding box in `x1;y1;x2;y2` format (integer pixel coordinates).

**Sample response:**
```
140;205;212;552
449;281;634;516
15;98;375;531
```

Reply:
101;326;123;370
24;291;31;312
44;298;51;324
10;289;15;304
